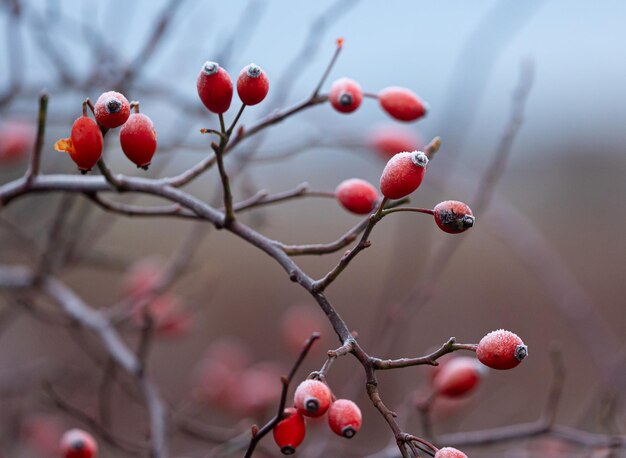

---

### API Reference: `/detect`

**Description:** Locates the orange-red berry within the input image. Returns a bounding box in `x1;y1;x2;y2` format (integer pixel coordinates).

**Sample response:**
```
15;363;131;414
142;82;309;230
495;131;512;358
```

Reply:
328;399;362;438
94;91;130;128
432;357;484;398
477;329;528;370
433;201;475;234
237;63;269;106
197;61;233;114
368;125;422;161
120;113;157;169
294;379;332;417
379;151;428;199
273;407;306;455
329;77;363;114
335;178;380;214
435;447;468;458
54;115;103;173
60;429;98;458
379;87;427;122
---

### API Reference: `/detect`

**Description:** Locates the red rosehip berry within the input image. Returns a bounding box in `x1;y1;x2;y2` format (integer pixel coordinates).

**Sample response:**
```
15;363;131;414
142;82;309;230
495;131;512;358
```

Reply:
120;112;157;169
368;125;422;161
54;115;103;173
329;77;363;114
379;151;428;199
477;329;528;370
432;357;484;398
433;201;475;234
273;407;306;455
378;87;427;122
328;399;362;438
335;178;380;214
94;91;130;128
60;429;98;458
294;379;332;417
435;447;468;458
280;304;326;354
0;120;35;164
197;61;233;114
237;63;269;106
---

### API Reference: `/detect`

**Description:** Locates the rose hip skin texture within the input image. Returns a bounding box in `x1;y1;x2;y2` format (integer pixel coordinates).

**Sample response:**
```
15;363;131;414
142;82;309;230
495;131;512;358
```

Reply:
94;91;130;128
328;399;362;438
379;151;428;199
120;113;157;168
432;357;483;398
197;61;233;114
477;329;528;370
433;201;475;234
435;447;468;458
237;63;269;106
54;116;103;172
273;407;306;455
60;429;98;458
335;178;380;214
379;86;427;122
368;125;421;160
329;77;363;113
294;379;332;417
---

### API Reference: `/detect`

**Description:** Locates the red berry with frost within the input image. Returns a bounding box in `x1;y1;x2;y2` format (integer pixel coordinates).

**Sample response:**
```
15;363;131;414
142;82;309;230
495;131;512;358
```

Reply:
329;77;363;113
197;61;233;114
368;125;422;160
379;151;428;199
294;379;332;417
54;115;103;173
328;399;362;438
60;429;98;458
435;447;468;458
335;178;380;214
477;329;528;370
94;91;130;128
273;407;306;455
237;63;269;106
432;357;484;398
433;201;475;234
379;87;427;122
120;112;157;169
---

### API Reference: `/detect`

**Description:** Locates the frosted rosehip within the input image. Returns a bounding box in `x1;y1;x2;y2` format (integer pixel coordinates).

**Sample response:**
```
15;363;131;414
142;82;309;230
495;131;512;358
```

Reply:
273;407;306;455
433;201;475;234
94;91;130;128
197;61;233;114
54;115;103;173
328;399;362;438
435;447;468;458
379;87;427;122
294;379;332;417
0;120;35;164
329;77;363;114
335;178;380;214
237;63;269;106
379;151;428;199
368;125;422;160
60;429;98;458
477;329;528;370
120;112;157;169
432;357;484;398
280;304;325;354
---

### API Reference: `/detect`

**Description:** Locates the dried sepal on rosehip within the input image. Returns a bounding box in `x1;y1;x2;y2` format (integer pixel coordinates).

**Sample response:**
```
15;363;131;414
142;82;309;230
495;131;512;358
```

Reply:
120;104;157;170
435;447;468;458
60;428;98;458
379;150;428;199
328;399;362;438
294;379;332;417
477;329;528;370
335;178;380;214
378;86;427;122
432;356;485;398
237;63;269;106
197;61;233;114
273;407;306;455
329;77;363;114
54;115;103;173
433;201;475;234
94;91;130;128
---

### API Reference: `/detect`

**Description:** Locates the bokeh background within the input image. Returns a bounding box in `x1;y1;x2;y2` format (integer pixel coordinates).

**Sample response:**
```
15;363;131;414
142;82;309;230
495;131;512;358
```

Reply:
1;0;625;457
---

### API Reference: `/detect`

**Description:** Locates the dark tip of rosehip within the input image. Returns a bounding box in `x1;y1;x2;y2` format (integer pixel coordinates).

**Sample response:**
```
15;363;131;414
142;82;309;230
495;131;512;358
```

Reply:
304;397;320;413
71;440;85;450
138;164;150;170
80;169;89;175
463;215;475;228
202;61;219;75
411;151;429;168
339;92;353;106
106;98;122;114
281;446;296;455
515;344;528;361
342;426;356;438
246;64;261;78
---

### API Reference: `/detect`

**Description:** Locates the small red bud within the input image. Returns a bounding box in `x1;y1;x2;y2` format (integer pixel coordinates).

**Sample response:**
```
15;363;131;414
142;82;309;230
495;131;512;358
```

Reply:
477;329;528;370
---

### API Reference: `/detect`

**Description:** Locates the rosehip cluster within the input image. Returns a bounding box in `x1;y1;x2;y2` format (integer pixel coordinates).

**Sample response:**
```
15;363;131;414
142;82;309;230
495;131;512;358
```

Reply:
59;429;98;458
273;379;362;454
